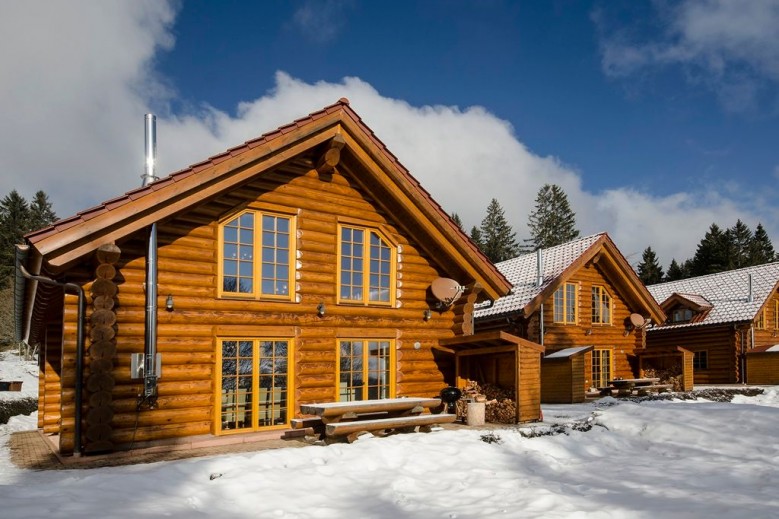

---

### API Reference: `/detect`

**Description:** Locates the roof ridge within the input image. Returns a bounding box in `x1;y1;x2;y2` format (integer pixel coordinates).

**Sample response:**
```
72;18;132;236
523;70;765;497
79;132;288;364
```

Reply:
25;99;353;242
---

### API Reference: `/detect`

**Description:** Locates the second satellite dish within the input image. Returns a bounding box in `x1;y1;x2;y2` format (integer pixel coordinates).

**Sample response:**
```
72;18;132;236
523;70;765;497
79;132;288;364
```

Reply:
430;277;464;307
629;313;646;329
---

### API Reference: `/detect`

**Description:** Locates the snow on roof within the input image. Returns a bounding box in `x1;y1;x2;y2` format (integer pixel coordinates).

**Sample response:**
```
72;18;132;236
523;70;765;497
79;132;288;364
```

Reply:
647;262;779;330
475;233;604;320
544;346;592;359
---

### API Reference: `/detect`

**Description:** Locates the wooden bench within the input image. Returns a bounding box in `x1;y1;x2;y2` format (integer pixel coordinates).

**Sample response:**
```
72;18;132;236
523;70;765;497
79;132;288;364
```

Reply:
325;413;456;442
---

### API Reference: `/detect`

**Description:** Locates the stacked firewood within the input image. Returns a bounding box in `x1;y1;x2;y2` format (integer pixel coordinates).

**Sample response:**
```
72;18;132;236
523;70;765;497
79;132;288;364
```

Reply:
456;379;516;424
642;366;683;391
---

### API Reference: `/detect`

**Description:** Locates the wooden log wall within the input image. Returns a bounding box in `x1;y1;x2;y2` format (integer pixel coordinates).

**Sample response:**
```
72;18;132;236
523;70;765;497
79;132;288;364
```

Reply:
84;243;121;453
747;352;779;384
55;158;464;448
541;356;586;404
647;324;739;384
479;259;647;392
517;343;542;422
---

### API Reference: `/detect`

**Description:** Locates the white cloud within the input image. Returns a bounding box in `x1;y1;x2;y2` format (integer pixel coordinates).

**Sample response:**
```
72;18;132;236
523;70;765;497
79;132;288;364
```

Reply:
596;0;779;113
291;0;355;43
0;1;776;270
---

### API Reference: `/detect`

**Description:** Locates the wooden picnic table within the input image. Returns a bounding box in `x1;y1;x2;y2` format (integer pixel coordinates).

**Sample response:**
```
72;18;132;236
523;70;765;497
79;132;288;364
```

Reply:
296;397;455;442
600;378;671;397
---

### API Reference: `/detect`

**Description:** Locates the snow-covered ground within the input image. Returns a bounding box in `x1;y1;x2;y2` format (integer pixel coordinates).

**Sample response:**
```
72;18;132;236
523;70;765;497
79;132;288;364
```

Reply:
0;350;39;401
1;354;778;518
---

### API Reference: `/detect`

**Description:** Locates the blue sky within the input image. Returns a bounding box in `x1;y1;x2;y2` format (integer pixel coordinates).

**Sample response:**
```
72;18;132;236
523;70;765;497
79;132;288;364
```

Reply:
1;0;778;268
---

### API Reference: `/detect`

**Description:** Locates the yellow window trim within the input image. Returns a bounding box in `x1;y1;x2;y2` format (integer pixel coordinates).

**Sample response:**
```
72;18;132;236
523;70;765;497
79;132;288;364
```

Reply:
336;224;397;307
591;285;613;326
335;338;396;402
592;347;614;387
217;209;297;301
552;282;578;324
756;307;766;330
215;336;295;436
775;300;779;330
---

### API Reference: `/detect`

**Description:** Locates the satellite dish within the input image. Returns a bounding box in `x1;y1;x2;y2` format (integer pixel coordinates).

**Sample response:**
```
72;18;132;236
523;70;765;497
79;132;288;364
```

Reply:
629;313;646;329
430;278;464;307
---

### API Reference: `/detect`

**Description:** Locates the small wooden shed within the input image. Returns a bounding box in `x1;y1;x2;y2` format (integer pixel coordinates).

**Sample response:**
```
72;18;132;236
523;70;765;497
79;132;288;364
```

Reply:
636;346;694;391
541;346;593;404
746;345;779;385
433;331;544;423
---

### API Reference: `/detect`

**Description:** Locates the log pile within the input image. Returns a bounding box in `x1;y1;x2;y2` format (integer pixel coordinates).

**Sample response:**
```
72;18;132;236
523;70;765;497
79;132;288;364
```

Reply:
456;379;516;424
642;365;683;392
84;243;120;453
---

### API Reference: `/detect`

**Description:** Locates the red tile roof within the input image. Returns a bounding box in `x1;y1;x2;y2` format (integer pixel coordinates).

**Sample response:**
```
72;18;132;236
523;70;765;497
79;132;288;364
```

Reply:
25;98;505;293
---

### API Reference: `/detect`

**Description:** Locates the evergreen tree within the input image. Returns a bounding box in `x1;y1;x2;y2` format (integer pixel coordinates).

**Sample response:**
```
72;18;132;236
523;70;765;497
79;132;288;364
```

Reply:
728;219;753;269
29;190;57;232
750;223;776;264
469;225;483;250
450;212;463;230
0;190;31;285
664;258;688;281
526;184;579;250
690;223;731;276
637;246;664;285
479;198;519;263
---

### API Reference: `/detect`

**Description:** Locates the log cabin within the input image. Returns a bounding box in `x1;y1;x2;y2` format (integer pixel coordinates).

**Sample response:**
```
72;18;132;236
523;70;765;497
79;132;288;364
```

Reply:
475;233;666;403
646;262;779;384
14;99;516;456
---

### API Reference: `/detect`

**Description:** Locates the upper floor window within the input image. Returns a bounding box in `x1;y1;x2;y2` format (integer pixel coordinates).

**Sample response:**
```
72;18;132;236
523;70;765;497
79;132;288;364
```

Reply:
775;300;779;330
553;283;577;324
591;286;612;325
756;308;766;330
338;225;395;305
219;210;295;300
672;308;693;323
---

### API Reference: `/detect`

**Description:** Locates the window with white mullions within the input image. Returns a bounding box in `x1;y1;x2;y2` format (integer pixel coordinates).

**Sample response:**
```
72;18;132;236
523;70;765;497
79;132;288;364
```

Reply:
338;225;395;305
553;282;577;324
591;285;612;325
219;338;291;433
220;210;295;300
338;340;393;401
592;348;612;388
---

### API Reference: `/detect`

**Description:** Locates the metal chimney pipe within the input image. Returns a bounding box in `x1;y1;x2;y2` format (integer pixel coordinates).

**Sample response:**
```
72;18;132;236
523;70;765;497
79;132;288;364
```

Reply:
536;248;544;287
142;114;159;404
142;114;157;186
748;273;753;303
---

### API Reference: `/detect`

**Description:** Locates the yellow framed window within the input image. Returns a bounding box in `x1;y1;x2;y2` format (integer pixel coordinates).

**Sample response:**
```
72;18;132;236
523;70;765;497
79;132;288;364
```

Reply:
775;300;779;330
553;283;577;324
591;348;613;388
756;308;766;330
338;225;395;305
591;285;612;325
219;210;295;300
337;339;394;401
217;338;292;433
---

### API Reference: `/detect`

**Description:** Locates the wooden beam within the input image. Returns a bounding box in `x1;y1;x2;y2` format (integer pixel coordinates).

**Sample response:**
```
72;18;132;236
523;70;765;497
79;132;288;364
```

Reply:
316;134;346;174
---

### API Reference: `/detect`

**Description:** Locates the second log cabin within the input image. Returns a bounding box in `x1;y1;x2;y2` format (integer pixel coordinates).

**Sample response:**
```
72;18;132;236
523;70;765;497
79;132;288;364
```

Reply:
475;233;666;403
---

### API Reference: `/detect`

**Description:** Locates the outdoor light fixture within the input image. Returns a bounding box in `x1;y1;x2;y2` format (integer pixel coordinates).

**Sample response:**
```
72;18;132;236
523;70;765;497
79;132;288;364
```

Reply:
423;309;432;321
317;302;326;317
585;328;592;336
165;294;174;312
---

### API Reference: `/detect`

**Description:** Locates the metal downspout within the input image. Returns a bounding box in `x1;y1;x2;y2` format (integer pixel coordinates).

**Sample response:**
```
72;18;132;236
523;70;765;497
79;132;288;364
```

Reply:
16;255;85;457
537;249;544;346
140;113;159;406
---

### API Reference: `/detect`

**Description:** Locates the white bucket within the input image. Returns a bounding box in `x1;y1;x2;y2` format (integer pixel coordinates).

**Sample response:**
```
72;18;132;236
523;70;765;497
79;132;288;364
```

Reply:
466;402;486;426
